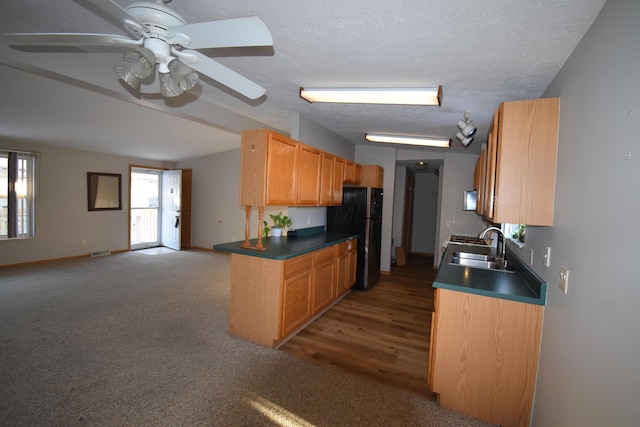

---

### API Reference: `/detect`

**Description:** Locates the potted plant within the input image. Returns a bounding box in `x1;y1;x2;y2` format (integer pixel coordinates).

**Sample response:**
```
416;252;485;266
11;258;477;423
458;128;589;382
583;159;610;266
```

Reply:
267;211;292;237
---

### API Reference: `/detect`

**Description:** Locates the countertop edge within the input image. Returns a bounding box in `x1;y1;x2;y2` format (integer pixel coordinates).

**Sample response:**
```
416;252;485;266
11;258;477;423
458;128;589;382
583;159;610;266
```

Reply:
213;232;358;260
433;242;547;306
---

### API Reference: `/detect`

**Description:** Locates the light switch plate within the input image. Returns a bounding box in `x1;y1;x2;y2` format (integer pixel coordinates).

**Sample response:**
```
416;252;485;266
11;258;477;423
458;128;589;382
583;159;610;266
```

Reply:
559;267;569;294
544;246;552;267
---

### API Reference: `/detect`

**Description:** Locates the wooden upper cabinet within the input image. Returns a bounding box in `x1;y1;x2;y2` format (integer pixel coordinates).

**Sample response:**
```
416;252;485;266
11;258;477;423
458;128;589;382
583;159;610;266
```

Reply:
332;157;345;205
360;164;384;188
240;129;299;206
297;144;322;205
474;149;486;216
490;97;560;226
319;152;334;205
343;161;362;184
240;128;367;207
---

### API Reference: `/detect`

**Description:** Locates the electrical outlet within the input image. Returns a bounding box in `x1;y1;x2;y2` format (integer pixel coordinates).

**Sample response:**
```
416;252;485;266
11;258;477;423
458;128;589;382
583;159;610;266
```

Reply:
446;220;451;228
559;267;569;294
82;239;87;246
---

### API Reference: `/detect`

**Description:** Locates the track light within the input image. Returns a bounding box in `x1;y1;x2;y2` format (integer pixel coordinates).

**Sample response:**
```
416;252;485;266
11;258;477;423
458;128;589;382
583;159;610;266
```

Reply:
455;111;476;147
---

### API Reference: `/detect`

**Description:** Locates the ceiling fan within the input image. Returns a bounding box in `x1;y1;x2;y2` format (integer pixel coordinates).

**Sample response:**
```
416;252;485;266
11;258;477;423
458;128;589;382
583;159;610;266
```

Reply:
3;0;273;99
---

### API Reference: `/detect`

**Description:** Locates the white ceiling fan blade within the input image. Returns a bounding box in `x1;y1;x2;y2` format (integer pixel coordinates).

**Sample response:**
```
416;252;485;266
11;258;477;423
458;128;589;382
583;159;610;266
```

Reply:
181;50;266;99
79;0;149;38
169;17;273;50
3;33;140;46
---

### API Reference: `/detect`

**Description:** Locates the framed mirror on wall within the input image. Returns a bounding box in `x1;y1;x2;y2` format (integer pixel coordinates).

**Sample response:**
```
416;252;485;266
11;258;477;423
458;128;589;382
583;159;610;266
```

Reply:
87;172;122;211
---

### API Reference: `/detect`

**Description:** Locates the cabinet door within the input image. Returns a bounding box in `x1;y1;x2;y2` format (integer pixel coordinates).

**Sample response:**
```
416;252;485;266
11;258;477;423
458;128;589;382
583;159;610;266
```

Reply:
354;163;362;184
312;246;336;312
281;254;313;338
474;150;486;216
297;144;321;205
335;242;349;296
360;165;383;188
347;247;357;289
483;109;499;220
281;271;312;337
493;98;559;225
344;161;357;183
319;152;334;205
266;133;299;205
332;157;345;205
431;289;543;426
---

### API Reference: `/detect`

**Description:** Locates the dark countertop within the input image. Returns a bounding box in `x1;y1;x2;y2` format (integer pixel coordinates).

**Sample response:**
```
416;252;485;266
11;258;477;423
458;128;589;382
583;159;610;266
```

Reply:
213;228;357;260
434;242;547;306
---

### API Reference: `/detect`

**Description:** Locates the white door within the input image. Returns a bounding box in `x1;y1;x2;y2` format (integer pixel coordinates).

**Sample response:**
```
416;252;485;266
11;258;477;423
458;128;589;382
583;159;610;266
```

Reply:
161;170;182;251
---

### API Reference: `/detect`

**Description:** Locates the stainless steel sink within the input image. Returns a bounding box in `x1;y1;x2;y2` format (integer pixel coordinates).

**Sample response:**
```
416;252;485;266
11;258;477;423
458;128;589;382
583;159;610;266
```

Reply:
448;251;514;273
453;252;493;261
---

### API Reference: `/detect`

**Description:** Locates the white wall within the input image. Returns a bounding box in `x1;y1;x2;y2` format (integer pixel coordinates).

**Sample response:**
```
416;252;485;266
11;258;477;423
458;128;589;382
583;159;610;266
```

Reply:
411;172;439;254
176;149;283;247
510;0;640;424
0;141;167;266
355;144;397;273
396;149;485;265
391;166;407;258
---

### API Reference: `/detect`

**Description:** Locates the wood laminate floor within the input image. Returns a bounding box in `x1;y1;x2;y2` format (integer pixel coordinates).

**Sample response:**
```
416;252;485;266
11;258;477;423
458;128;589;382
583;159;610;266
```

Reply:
281;254;438;398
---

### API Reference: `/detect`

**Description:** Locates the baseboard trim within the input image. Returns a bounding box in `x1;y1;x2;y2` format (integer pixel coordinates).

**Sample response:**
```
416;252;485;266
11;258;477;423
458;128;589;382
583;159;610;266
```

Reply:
380;270;390;276
412;251;435;256
0;248;128;269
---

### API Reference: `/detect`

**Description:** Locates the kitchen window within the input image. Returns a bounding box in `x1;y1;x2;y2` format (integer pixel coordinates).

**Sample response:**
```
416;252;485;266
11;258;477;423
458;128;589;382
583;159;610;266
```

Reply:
0;149;37;239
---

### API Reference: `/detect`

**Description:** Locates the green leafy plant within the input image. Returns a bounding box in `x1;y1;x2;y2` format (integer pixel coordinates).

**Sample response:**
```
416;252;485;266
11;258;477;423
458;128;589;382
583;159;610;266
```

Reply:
262;212;293;237
269;211;293;230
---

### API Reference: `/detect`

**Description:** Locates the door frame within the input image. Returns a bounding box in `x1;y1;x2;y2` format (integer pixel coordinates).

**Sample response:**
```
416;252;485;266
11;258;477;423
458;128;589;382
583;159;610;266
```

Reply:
128;164;192;251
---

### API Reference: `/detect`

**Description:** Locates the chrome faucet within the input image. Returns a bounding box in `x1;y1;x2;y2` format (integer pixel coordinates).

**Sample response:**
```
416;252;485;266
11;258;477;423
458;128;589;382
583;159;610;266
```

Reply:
478;226;507;261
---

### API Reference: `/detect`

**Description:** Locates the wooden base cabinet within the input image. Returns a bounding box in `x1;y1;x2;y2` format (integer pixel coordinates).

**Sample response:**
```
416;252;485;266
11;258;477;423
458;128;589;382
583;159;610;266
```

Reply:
229;239;357;348
312;246;337;313
281;254;314;337
429;288;543;427
336;239;357;297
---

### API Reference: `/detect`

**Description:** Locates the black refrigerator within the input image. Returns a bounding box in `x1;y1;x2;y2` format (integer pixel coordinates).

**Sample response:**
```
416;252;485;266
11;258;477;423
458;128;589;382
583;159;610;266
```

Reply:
326;187;383;290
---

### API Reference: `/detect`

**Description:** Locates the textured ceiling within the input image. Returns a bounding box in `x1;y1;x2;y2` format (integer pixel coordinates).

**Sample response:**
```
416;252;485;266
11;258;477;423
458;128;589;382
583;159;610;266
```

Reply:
0;0;607;161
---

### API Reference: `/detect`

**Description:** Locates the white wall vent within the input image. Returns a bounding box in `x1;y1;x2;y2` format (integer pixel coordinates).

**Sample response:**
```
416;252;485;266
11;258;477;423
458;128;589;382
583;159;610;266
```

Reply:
90;250;111;257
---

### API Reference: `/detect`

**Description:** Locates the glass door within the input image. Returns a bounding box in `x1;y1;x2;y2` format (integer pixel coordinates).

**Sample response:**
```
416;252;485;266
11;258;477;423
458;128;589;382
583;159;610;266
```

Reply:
130;168;161;250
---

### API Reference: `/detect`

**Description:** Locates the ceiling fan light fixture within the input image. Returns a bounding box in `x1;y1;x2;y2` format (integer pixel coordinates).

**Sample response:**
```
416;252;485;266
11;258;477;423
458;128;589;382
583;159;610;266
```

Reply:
365;133;451;148
113;64;141;89
300;86;442;106
159;71;183;97
114;48;157;89
168;59;198;91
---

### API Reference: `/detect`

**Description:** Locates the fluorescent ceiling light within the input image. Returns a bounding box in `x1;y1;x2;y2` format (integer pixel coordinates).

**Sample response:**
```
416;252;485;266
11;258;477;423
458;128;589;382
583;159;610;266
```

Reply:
299;86;442;105
365;133;451;148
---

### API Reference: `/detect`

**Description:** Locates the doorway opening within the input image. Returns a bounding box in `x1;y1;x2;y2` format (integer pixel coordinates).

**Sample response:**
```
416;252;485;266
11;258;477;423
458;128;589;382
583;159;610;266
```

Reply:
129;166;191;252
130;168;162;250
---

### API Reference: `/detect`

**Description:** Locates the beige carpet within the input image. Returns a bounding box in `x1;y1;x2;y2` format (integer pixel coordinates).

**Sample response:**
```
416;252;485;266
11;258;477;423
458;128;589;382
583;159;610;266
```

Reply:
0;249;492;426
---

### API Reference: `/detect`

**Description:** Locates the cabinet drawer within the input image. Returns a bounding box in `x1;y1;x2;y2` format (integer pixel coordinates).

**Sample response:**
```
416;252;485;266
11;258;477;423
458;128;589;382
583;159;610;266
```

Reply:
337;239;356;255
284;253;313;278
336;241;348;255
313;246;336;264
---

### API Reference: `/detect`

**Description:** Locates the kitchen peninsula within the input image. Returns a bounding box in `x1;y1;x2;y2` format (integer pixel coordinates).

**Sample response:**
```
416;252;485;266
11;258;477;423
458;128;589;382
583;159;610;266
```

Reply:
214;227;358;348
